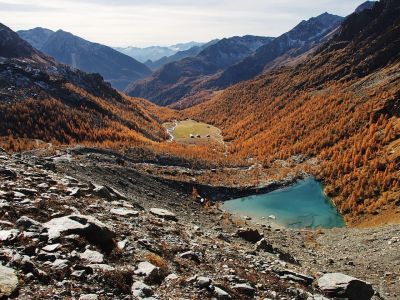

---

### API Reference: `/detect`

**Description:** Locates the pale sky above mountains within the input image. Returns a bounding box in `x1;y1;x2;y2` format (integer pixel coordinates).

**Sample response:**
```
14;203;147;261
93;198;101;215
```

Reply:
1;0;370;47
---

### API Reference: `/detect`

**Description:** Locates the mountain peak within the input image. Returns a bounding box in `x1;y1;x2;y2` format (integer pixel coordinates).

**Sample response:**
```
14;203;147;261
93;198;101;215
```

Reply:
17;27;54;49
0;23;35;58
355;1;377;13
312;12;343;27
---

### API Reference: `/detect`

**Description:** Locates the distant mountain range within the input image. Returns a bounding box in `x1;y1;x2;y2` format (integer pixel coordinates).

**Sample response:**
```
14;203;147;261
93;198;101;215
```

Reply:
114;41;204;63
126;13;343;108
125;35;273;106
144;39;220;70
203;12;344;92
17;28;152;91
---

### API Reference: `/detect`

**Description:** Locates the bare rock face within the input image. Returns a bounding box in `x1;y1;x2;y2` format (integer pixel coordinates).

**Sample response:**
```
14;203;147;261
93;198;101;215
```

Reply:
0;265;19;298
43;215;115;251
317;273;374;300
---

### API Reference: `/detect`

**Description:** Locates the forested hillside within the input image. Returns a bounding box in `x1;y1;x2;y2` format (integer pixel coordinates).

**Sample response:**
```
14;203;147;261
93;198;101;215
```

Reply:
187;0;400;225
0;23;169;151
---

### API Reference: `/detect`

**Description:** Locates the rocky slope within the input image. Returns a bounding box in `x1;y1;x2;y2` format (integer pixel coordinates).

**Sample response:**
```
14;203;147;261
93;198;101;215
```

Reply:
18;28;152;91
125;35;272;106
0;147;399;299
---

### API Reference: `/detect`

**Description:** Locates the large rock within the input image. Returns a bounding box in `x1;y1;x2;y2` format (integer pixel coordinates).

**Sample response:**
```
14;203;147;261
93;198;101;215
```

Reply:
0;265;18;298
150;208;177;221
232;283;255;297
42;243;61;252
110;208;139;217
134;262;162;283
0;229;18;242
278;269;314;285
196;276;212;288
179;251;201;263
43;215;115;251
92;184;126;201
236;228;262;243
79;249;104;263
0;168;17;179
79;294;98;300
131;281;153;299
16;216;43;231
255;238;274;253
317;273;374;300
214;286;231;299
88;264;115;272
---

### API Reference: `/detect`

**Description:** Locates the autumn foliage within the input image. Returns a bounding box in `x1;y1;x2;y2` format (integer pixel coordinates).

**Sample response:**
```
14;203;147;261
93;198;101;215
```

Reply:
184;0;400;224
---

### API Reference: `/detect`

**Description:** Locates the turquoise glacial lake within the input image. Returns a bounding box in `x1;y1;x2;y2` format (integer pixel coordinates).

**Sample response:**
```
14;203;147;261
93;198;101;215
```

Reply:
223;178;345;229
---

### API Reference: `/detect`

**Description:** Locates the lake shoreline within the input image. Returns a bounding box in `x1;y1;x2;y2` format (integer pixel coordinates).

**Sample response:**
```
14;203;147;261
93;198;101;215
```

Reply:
222;177;345;230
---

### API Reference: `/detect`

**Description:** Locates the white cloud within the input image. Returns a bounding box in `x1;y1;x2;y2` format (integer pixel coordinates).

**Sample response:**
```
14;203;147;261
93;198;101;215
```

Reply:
0;0;370;47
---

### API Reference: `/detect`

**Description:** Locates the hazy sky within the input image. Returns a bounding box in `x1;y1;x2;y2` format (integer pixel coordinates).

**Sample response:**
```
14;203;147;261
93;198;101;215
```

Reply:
1;0;369;47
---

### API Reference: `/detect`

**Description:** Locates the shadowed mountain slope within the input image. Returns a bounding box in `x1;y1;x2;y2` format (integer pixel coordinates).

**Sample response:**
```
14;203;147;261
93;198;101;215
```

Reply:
125;35;273;106
18;28;152;91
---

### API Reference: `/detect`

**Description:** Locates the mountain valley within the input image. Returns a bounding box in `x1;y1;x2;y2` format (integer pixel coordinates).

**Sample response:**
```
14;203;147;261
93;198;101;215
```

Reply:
0;0;399;299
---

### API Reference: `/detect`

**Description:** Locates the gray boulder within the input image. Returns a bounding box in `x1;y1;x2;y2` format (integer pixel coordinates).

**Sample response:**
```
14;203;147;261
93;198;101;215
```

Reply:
317;273;374;300
0;229;18;242
150;208;177;221
214;286;231;299
79;294;98;300
111;208;139;217
79;249;104;263
93;184;126;201
43;215;115;251
0;265;18;298
196;276;212;288
131;281;153;299
16;216;43;231
134;262;162;283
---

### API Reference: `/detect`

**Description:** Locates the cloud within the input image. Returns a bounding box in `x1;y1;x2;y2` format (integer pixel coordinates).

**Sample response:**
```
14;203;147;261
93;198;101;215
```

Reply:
0;1;57;12
0;0;369;47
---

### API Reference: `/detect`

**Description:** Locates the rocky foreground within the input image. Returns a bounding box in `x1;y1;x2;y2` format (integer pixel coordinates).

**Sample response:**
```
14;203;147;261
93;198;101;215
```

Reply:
0;148;399;300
